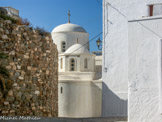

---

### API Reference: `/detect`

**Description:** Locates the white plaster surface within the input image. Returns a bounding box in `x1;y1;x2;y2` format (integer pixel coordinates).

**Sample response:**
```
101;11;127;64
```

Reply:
94;55;102;80
59;72;95;81
51;23;89;54
58;53;95;72
128;17;162;122
103;0;162;117
65;43;89;54
58;81;102;118
52;23;86;33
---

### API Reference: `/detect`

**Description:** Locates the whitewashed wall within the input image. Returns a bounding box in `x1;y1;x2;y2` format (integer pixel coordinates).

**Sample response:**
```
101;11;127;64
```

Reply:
128;16;162;122
52;32;89;53
58;81;102;118
59;54;95;72
80;54;95;72
94;55;102;80
102;0;162;117
58;56;66;72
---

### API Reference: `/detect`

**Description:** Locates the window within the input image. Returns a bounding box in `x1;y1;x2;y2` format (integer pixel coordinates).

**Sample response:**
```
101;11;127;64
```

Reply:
84;58;88;69
149;5;153;16
70;58;75;71
148;4;162;16
60;87;63;93
61;41;66;52
60;58;63;69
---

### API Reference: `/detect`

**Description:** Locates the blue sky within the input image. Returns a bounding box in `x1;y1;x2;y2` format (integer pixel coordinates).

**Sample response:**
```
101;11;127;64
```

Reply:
0;0;102;52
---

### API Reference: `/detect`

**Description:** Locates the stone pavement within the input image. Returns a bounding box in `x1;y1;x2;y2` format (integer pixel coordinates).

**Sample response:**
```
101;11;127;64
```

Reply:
41;117;127;122
3;117;127;122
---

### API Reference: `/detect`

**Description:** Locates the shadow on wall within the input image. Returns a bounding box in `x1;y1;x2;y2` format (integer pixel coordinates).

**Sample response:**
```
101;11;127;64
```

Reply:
102;82;127;117
91;82;102;117
94;65;102;80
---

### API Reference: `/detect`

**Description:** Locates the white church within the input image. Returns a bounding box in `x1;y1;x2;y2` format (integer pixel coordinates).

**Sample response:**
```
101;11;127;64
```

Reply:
51;11;102;118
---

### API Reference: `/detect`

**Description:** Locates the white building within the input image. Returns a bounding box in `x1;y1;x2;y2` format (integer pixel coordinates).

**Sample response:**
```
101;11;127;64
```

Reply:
103;0;162;122
129;15;162;122
51;14;102;118
0;7;19;19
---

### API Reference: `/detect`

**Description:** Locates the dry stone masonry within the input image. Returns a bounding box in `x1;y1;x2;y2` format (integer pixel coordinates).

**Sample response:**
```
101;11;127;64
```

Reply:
0;18;58;117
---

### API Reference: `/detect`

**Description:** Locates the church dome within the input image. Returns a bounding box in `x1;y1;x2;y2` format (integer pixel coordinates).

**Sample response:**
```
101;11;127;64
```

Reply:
65;43;89;54
52;23;87;33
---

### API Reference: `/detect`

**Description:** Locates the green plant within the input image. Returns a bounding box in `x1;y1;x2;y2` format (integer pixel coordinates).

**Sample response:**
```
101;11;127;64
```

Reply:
0;12;32;27
0;13;16;23
0;52;12;98
35;26;50;36
0;7;7;16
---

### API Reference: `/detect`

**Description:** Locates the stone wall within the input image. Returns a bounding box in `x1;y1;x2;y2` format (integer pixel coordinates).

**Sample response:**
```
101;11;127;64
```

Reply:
0;18;58;117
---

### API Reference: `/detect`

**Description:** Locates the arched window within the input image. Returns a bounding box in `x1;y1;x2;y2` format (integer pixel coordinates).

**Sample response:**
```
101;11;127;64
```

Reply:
61;41;66;52
84;58;88;69
60;58;63;69
70;58;75;71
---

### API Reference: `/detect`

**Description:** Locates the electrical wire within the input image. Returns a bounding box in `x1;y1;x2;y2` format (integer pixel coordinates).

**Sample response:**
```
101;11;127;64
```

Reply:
66;32;102;56
107;2;162;38
57;31;102;62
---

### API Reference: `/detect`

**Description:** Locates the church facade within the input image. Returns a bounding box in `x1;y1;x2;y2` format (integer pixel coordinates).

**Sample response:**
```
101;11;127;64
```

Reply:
51;15;102;118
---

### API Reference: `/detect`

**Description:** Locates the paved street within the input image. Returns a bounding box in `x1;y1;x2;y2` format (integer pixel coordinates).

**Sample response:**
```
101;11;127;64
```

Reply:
4;117;127;122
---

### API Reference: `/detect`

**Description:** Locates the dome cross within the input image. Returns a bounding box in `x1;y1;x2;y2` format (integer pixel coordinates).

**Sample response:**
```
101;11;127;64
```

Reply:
68;10;71;23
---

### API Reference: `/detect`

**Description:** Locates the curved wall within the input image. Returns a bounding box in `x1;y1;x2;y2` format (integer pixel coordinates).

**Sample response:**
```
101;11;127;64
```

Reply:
51;32;89;53
58;81;102;118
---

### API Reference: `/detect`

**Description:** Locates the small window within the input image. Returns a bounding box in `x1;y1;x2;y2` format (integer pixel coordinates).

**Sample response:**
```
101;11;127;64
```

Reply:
84;58;88;69
61;41;66;52
61;87;63;93
60;58;63;69
148;4;162;16
149;5;153;16
70;58;75;71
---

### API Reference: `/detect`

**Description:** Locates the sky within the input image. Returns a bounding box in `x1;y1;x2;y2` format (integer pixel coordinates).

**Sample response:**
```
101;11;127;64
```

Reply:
0;0;102;52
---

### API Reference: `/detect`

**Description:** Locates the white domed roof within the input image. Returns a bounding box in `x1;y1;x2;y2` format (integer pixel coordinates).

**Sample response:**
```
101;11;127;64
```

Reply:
52;23;86;33
65;44;89;54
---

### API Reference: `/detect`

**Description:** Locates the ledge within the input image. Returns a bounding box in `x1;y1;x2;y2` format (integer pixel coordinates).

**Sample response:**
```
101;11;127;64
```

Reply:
128;15;162;22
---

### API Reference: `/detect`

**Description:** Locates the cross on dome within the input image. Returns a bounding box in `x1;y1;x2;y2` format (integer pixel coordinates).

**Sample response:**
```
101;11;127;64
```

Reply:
68;10;71;23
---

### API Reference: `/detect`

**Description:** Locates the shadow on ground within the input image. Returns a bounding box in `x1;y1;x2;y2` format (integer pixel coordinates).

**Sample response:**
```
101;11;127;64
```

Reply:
102;82;128;117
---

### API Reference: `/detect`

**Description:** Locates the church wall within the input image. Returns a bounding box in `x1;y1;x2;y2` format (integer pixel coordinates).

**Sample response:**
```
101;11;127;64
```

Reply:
128;17;162;122
59;72;95;81
65;55;79;71
80;54;95;72
58;81;102;118
94;55;102;80
58;56;66;72
52;32;89;53
0;19;58;116
103;0;162;117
